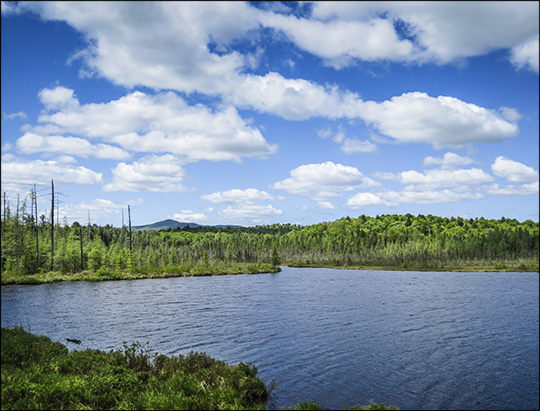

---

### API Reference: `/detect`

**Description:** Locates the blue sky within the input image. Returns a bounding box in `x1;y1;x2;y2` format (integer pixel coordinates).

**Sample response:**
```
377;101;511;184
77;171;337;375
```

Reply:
1;1;539;227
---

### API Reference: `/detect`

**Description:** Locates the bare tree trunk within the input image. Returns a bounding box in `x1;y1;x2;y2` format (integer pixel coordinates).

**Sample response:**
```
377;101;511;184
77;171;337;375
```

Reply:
80;226;84;271
33;184;39;273
50;179;54;272
128;205;132;254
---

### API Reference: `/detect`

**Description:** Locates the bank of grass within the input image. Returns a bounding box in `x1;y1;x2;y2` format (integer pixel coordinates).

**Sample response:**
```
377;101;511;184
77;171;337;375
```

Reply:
287;402;398;410
287;258;539;273
2;327;398;411
1;261;280;285
1;326;267;410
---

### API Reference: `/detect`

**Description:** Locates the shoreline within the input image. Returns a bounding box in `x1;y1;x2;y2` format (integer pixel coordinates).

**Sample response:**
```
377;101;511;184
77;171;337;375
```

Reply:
286;262;540;273
2;261;538;286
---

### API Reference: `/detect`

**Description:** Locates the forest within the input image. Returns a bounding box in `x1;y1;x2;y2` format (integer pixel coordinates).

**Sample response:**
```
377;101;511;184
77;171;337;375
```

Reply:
1;189;538;280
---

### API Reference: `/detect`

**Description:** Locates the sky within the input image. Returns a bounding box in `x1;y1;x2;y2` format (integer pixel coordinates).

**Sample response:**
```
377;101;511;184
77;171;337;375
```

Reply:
1;1;539;227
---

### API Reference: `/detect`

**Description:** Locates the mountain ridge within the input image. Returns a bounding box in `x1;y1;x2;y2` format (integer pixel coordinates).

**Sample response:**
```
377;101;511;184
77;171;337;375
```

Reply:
132;219;242;231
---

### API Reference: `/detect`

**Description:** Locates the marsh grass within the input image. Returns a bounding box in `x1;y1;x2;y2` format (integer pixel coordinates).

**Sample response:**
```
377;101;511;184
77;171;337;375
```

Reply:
2;327;398;410
1;262;281;285
1;327;268;410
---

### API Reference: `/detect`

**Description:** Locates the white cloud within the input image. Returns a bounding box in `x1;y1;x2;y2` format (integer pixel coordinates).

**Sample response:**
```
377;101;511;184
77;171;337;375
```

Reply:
60;198;141;226
201;188;281;204
398;168;494;189
31;89;276;162
423;152;474;169
8;3;524;150
38;86;79;111
318;126;377;153
1;158;102;187
2;111;27;120
340;138;378;154
272;161;378;200
103;154;189;193
171;210;208;222
223;72;362;121
15;2;258;94
481;181;539;196
310;2;539;67
220;204;283;220
498;107;523;123
202;188;284;223
358;92;519;148
16;132;130;160
347;188;483;209
318;201;337;209
384;189;483;204
510;35;539;73
259;10;415;68
491;156;539;182
11;1;537;85
346;192;397;208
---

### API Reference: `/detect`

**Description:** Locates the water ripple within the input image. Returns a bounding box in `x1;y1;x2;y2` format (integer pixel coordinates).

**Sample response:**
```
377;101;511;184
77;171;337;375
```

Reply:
2;268;538;410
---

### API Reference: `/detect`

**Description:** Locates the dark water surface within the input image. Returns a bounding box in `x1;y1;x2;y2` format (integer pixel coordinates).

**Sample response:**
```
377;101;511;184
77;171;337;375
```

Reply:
2;267;538;410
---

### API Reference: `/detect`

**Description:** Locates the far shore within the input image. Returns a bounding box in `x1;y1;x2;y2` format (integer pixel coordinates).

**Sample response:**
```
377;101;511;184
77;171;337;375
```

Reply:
2;261;538;286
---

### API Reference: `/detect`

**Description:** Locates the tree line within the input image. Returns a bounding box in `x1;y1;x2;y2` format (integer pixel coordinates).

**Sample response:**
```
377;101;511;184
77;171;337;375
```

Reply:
1;188;538;276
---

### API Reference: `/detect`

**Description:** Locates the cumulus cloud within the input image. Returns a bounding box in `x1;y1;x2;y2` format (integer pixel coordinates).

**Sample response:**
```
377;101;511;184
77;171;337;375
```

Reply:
510;35;539;73
16;132;130;160
9;1;537;82
220;204;283;220
491;156;539;182
1;158;102;187
347;189;483;209
346;192;397;208
2;111;27;120
202;188;284;222
423;152;474;169
13;2;258;94
309;1;539;67
318;126;377;153
103;154;189;193
6;3;524;150
318;201;337;209
480;181;539;196
38;86;79;111
358;92;519;148
31;88;276;162
259;10;415;68
201;188;281;204
272;161;378;200
60;198;142;226
171;210;208;222
396;168;494;190
223;72;362;121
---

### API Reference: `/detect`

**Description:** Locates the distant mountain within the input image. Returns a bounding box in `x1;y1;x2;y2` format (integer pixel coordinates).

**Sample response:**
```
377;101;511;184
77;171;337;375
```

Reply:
132;219;242;231
132;219;201;231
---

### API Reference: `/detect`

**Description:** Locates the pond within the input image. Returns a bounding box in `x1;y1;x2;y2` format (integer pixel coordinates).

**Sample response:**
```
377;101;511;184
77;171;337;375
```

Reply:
2;267;538;410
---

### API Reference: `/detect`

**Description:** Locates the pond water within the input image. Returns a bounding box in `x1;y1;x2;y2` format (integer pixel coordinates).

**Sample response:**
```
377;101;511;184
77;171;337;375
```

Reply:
2;267;539;410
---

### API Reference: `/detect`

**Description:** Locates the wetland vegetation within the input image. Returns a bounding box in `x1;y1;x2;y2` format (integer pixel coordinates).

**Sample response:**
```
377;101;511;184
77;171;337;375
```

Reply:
2;205;538;285
1;327;398;410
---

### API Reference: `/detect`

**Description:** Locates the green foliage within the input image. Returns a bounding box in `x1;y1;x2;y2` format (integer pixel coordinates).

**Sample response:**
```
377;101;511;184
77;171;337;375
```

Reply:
285;401;399;410
1;327;268;410
2;327;398;410
2;207;539;283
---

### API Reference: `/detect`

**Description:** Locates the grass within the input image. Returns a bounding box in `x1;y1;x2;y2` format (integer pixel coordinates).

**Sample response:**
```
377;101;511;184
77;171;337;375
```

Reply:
0;262;281;285
1;327;268;410
287;258;539;273
2;327;398;410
